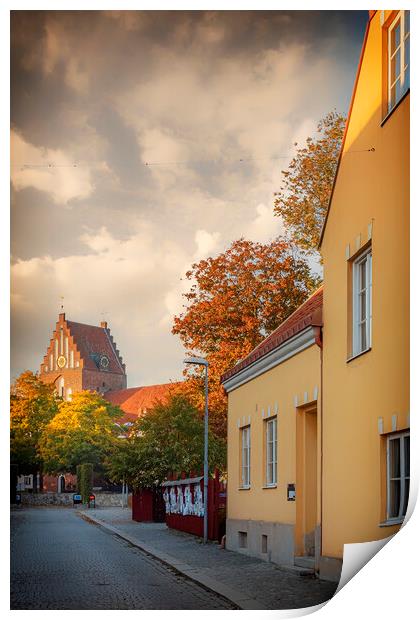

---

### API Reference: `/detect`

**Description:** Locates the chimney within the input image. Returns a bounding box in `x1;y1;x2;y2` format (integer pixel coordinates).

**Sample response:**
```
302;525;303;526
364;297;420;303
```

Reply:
100;321;108;329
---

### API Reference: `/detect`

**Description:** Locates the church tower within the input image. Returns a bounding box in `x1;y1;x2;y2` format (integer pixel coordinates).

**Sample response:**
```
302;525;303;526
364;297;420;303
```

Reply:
39;312;127;400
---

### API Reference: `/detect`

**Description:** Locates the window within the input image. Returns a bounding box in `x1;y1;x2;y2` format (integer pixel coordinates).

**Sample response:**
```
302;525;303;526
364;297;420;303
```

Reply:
238;531;247;548
241;426;251;488
265;417;277;486
58;377;65;398
387;432;410;521
388;11;410;112
352;248;372;356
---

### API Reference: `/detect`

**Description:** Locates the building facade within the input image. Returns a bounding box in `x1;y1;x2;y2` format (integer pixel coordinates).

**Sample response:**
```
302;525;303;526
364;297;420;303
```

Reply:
222;289;323;570
39;312;127;400
318;9;409;581
222;9;409;582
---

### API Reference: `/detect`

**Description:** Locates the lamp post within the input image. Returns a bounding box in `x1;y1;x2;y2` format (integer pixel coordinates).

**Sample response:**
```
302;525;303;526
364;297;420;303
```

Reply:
184;356;209;543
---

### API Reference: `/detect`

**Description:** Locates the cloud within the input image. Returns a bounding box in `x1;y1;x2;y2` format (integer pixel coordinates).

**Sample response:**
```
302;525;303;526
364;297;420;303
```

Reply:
11;223;223;385
10;10;367;384
241;203;285;243
11;130;94;204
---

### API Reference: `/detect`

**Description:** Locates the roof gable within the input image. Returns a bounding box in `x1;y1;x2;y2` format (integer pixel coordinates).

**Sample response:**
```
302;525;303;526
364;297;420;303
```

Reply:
221;287;323;385
40;313;125;375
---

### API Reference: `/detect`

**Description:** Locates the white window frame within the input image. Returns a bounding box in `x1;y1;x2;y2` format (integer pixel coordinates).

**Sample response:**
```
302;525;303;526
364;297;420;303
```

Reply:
265;417;277;487
387;432;410;521
352;248;372;356
388;10;410;113
241;426;251;489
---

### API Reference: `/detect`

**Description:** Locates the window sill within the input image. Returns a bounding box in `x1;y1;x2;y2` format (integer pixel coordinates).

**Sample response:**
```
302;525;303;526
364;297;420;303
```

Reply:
379;518;404;528
346;347;372;363
381;88;410;127
238;486;251;491
262;484;277;490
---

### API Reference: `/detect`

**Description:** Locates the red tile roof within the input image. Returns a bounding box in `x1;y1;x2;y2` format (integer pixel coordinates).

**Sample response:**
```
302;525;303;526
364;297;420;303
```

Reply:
106;383;179;425
221;287;323;383
66;320;125;374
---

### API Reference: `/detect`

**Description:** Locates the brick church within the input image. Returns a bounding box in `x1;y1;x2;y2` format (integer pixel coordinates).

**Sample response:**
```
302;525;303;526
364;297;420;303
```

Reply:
39;312;127;398
39;312;176;493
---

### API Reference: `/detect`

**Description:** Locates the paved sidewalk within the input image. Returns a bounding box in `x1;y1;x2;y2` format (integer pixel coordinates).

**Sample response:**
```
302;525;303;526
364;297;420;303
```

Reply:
77;507;337;610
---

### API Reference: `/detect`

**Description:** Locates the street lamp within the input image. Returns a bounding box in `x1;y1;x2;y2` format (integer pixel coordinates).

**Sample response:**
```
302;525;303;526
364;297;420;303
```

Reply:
183;355;209;543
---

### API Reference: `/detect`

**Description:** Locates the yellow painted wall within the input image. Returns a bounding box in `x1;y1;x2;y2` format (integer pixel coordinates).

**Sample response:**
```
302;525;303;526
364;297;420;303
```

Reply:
321;11;409;559
227;344;321;526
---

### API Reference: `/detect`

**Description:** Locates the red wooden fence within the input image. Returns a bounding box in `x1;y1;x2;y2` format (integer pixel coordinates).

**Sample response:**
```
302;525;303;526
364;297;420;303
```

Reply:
162;469;226;541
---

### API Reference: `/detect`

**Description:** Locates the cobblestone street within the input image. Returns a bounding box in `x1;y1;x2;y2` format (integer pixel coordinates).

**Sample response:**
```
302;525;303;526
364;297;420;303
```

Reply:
10;507;234;610
79;507;338;610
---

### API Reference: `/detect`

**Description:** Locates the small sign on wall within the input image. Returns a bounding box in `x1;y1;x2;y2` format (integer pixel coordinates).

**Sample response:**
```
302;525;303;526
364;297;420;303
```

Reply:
287;484;296;501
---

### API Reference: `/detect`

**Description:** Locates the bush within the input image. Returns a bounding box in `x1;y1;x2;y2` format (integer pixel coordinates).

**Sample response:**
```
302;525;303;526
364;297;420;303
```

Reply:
79;463;93;503
76;464;82;493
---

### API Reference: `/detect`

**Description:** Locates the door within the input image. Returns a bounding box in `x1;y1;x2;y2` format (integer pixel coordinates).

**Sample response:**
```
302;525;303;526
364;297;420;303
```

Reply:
295;406;318;557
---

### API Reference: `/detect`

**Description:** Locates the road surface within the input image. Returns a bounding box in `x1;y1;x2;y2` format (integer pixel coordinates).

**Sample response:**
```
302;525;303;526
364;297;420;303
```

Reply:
10;507;234;610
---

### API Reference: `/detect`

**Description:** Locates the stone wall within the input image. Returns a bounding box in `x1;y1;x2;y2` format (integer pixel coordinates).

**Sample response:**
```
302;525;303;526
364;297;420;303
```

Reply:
20;492;130;507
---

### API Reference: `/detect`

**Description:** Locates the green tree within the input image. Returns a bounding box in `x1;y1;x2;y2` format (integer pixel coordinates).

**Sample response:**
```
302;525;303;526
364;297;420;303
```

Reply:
172;237;320;437
106;395;226;490
10;371;59;475
40;391;122;474
273;110;346;251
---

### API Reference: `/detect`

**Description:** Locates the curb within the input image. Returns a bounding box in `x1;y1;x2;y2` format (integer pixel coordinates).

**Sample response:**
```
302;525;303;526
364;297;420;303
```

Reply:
77;511;267;610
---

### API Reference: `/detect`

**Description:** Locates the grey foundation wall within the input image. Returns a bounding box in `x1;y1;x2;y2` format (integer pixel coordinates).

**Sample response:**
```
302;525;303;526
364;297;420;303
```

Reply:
227;518;295;566
319;556;342;582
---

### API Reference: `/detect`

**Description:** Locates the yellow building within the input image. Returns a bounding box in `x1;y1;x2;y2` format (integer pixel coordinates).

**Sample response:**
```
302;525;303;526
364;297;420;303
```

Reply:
222;9;409;582
221;288;323;571
318;9;409;581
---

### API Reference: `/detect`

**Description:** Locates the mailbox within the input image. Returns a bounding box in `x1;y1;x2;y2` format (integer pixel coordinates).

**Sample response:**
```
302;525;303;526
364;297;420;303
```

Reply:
287;483;296;501
73;493;82;506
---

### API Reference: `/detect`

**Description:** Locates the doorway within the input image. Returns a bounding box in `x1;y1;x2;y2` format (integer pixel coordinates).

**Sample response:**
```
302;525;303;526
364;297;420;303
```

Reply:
295;406;318;558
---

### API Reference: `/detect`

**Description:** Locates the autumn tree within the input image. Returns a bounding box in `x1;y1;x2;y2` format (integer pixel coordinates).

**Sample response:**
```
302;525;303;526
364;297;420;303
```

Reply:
106;395;226;490
10;371;59;476
274;110;346;251
39;391;122;475
172;238;320;436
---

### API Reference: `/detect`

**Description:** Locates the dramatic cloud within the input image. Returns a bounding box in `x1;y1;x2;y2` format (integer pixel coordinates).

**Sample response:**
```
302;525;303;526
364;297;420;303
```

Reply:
11;10;368;385
11;130;95;204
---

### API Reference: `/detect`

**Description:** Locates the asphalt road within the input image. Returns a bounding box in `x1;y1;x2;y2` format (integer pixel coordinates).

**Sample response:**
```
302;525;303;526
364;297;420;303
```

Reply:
10;507;234;610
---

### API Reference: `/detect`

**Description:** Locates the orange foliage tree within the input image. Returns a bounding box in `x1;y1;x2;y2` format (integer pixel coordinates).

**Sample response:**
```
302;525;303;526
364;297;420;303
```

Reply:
172;238;320;438
274;110;346;251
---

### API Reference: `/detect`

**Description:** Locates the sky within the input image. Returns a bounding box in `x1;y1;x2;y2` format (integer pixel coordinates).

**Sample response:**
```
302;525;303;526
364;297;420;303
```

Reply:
10;9;368;387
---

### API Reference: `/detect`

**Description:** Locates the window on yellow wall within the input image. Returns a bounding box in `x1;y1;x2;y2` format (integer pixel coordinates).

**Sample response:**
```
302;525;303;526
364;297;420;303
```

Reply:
352;247;372;357
265;417;277;486
241;426;251;488
387;432;410;521
388;10;410;113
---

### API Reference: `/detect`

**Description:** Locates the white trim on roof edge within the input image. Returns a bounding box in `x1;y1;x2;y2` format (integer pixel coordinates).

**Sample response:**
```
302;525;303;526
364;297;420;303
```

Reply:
222;326;315;393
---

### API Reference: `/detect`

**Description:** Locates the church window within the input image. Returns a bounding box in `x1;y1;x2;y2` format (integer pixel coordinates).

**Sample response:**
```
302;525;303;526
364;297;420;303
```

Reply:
58;377;65;398
70;350;74;368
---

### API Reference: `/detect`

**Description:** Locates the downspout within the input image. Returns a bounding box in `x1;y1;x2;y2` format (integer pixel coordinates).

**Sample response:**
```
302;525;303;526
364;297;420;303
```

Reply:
312;311;323;576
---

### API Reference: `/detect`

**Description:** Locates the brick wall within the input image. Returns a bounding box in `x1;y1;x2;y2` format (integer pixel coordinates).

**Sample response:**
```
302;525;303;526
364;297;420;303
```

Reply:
40;369;83;393
83;369;127;394
43;473;77;493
